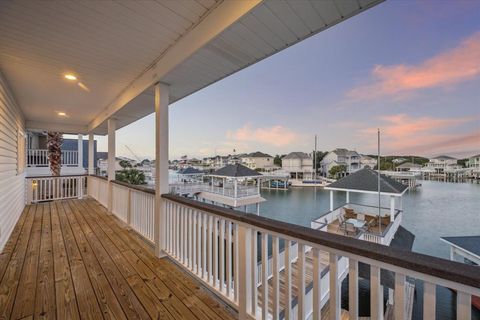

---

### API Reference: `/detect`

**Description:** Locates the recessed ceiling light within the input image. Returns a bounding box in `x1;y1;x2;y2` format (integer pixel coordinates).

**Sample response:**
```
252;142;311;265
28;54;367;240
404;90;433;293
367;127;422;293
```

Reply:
64;74;77;81
58;112;67;116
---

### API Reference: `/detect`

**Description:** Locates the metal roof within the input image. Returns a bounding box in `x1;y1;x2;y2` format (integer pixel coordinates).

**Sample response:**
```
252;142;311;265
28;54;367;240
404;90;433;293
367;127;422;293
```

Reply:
178;167;204;175
212;164;261;178
441;236;480;257
283;152;311;160
245;151;273;158
325;168;408;195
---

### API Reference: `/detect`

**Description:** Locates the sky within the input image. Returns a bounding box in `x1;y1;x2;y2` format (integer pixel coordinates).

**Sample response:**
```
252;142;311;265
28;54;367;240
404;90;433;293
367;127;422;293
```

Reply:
94;0;480;160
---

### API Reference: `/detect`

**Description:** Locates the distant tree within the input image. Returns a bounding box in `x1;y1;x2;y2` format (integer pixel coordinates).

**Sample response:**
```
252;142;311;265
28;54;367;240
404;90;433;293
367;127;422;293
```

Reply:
119;160;132;169
329;165;347;178
457;158;468;168
313;151;327;173
116;168;145;185
274;155;282;167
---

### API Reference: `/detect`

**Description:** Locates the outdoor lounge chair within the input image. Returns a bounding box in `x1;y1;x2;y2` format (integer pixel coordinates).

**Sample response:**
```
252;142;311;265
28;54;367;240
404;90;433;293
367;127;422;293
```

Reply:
345;222;356;236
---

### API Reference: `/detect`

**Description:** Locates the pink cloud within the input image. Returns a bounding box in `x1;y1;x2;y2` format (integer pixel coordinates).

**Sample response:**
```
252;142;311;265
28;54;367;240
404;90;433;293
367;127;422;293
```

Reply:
358;114;479;155
227;124;299;147
348;31;480;100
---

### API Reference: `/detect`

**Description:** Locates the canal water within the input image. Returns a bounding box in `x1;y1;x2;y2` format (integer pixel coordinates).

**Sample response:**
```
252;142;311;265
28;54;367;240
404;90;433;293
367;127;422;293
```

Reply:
257;180;480;319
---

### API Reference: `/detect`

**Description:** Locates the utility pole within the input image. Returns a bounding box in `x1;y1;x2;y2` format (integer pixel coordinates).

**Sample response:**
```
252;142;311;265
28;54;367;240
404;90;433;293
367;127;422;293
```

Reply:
377;129;381;234
314;134;317;180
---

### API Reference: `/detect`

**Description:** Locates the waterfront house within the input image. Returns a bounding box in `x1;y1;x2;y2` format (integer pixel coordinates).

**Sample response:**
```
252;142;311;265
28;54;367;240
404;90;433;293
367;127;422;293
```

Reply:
240;151;274;170
360;154;377;169
425;155;458;173
468;154;480;169
320;148;361;177
395;162;422;172
1;1;478;320
281;151;314;179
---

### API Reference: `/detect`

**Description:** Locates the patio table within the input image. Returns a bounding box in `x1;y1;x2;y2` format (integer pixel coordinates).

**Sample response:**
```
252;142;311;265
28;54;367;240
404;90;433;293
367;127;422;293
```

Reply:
346;218;366;228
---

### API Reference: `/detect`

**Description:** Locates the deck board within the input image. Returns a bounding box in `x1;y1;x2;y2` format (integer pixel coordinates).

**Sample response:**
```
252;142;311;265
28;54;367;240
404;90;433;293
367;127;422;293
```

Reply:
0;198;236;320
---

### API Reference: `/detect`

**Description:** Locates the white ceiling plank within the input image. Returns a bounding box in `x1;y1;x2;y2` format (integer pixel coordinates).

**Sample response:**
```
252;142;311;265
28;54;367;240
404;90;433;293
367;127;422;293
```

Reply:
239;13;285;49
159;0;209;24
229;22;274;55
335;0;362;17
311;0;342;25
250;4;297;44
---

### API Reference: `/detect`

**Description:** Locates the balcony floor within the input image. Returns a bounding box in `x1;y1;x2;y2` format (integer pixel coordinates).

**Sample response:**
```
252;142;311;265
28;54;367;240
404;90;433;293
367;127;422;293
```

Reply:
0;198;237;320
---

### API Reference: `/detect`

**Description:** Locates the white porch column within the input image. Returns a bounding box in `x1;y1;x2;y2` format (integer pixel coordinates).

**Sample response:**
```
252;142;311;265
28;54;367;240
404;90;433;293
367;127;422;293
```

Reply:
330;190;334;211
77;134;83;170
88;133;94;175
390;196;395;222
107;118;116;212
155;83;169;257
346;191;350;203
234;179;238;198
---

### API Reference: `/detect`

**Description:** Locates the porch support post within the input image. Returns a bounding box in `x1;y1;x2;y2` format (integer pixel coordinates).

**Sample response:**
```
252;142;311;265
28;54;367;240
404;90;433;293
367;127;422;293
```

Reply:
88;133;94;175
155;82;169;257
330;190;333;211
77;134;83;170
390;196;395;222
346;191;350;203
107;118;116;212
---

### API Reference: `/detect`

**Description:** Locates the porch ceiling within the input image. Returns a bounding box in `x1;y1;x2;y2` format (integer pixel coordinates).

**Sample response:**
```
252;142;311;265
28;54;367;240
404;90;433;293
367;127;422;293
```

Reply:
0;0;382;135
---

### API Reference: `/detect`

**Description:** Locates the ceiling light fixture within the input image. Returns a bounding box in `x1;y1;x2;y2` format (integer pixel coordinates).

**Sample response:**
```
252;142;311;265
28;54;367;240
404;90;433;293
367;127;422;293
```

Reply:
64;74;77;81
58;112;67;116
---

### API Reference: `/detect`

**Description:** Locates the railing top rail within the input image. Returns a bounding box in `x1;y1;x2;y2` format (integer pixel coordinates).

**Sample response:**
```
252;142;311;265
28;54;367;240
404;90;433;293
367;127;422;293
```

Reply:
27;174;88;179
111;179;155;195
88;174;108;181
162;193;480;289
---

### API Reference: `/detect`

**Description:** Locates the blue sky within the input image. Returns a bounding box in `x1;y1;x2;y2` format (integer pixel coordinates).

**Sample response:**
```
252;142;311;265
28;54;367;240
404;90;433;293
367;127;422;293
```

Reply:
96;0;480;160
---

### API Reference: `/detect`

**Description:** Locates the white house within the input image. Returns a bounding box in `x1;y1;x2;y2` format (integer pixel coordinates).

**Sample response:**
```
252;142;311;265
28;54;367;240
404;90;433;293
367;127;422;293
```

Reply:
320;148;361;177
281;152;314;179
240;151;274;170
360;155;377;169
425;155;458;173
468;154;480;169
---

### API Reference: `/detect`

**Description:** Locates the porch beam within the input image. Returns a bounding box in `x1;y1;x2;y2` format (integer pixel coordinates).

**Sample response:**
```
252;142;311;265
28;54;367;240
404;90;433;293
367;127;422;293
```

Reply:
26;120;88;135
77;134;83;170
154;83;169;257
88;0;261;132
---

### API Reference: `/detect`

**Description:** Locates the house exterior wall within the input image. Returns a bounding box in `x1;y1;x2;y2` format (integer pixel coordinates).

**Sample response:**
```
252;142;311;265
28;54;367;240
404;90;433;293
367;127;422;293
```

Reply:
282;157;313;173
320;150;362;176
468;155;480;168
0;71;26;251
241;156;273;170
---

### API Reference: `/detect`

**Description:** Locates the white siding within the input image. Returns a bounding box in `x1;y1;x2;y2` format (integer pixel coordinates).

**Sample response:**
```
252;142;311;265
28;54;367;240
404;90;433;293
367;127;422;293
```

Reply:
0;71;25;251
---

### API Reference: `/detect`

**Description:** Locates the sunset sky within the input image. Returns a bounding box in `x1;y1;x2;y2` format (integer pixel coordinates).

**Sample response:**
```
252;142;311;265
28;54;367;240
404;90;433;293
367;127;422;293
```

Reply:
95;0;480;160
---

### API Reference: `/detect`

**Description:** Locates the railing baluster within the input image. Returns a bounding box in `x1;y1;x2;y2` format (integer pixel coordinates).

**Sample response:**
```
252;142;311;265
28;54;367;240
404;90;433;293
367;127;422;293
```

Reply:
234;223;239;302
202;213;207;279
219;219;225;293
183;207;188;265
394;273;406;320
329;252;340;320
423;282;436;320
226;221;232;298
298;243;306;320
284;240;292;320
188;208;193;269
370;265;383;320
213;217;219;289
251;228;258;314
208;215;213;286
313;248;322;320
261;232;268;320
238;224;252;319
272;235;279;320
192;210;197;272
349;258;359;320
457;291;471;320
197;211;202;276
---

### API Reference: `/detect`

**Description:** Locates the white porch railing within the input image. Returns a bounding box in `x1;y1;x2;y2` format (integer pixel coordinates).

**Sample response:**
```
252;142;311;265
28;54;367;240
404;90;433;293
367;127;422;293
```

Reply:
87;176;155;244
27;149;79;167
161;194;480;320
170;182;259;198
25;175;86;203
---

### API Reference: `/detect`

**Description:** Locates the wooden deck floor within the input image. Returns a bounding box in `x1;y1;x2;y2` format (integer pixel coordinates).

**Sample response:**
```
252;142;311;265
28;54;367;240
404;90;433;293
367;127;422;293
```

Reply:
0;198;237;320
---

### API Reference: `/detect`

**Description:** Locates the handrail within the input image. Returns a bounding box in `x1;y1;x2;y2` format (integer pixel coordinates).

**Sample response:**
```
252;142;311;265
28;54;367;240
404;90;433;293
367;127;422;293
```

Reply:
162;193;480;289
111;179;155;195
27;174;88;179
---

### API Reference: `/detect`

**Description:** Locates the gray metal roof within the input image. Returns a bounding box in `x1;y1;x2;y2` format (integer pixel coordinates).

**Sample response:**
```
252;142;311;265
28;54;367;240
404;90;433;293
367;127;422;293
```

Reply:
283;152;311;160
246;151;273;158
178;167;203;175
331;148;360;157
212;164;261;178
441;236;480;257
326;168;408;194
432;155;457;160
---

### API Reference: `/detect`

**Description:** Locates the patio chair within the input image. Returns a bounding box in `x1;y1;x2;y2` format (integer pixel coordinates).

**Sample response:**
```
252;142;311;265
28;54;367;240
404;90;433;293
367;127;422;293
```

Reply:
361;219;375;233
338;214;346;232
345;222;356;236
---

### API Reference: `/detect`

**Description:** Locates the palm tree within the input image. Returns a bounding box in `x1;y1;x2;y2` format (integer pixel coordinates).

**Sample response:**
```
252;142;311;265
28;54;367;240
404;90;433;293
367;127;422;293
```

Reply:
47;132;63;176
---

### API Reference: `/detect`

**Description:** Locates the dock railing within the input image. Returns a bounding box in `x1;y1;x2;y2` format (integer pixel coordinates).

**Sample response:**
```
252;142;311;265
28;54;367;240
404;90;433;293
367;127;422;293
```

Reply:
161;194;479;320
